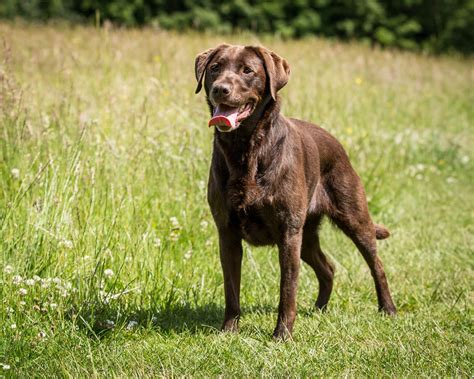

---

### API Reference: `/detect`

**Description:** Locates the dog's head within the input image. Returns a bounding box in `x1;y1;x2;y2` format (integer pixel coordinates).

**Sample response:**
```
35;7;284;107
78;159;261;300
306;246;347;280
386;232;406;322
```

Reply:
195;44;290;132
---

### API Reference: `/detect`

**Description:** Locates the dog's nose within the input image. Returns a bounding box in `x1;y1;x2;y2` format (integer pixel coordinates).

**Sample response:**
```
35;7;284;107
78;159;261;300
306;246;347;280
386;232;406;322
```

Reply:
212;83;231;97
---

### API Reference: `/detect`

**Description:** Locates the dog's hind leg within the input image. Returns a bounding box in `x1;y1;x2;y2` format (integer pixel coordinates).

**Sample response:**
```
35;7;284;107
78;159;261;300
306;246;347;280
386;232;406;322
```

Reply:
301;217;335;310
329;174;396;315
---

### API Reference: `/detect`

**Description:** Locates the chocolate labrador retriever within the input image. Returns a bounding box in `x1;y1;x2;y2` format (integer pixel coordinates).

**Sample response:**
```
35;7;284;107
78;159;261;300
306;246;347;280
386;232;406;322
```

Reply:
195;44;396;339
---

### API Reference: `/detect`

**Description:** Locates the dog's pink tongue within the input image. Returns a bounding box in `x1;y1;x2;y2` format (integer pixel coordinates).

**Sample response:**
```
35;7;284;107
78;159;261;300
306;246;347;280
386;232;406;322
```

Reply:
208;104;239;131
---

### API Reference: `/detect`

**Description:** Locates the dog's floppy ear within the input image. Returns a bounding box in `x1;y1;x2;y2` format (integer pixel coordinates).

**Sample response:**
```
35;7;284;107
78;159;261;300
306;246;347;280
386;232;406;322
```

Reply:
251;46;290;101
195;44;230;94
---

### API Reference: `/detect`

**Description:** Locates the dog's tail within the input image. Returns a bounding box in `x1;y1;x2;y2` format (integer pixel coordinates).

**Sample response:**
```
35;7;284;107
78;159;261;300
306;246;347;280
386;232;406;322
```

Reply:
375;224;390;240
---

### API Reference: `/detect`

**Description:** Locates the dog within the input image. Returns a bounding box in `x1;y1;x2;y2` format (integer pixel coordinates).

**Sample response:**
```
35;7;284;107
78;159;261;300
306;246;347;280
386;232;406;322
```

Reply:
195;44;396;339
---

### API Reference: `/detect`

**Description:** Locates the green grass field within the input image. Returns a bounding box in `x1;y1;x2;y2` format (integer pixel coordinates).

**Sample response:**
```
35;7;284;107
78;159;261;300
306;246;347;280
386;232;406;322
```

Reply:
1;22;473;377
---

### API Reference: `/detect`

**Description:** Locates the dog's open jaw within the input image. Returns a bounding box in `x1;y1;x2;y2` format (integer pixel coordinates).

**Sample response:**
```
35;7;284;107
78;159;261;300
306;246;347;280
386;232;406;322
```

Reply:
208;103;254;132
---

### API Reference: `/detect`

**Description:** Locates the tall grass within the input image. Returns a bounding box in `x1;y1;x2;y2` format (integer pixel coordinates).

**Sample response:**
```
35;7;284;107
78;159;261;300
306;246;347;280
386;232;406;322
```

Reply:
1;22;473;376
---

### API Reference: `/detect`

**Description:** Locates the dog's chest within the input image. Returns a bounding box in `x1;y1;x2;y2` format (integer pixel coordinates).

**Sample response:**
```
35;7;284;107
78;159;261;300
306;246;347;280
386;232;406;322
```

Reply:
227;181;277;246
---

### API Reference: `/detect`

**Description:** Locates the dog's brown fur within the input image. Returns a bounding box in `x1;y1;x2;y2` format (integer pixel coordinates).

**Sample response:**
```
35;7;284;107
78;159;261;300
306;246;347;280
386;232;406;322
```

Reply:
195;44;396;339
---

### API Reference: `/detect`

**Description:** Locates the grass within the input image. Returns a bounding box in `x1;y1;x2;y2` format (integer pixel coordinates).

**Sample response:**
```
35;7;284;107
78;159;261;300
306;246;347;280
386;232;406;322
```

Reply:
1;21;473;377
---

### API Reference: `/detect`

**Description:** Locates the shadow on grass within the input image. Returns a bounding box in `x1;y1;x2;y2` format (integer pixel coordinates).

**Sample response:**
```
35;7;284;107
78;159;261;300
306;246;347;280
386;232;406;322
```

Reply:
73;302;278;339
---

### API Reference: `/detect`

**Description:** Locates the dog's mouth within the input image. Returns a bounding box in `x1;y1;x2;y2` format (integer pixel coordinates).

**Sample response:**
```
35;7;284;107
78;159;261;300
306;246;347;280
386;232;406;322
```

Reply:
208;102;255;132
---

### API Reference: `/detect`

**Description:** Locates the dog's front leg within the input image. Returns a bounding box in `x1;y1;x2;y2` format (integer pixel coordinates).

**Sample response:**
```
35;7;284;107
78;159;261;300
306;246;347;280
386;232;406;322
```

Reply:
274;230;303;340
218;228;243;332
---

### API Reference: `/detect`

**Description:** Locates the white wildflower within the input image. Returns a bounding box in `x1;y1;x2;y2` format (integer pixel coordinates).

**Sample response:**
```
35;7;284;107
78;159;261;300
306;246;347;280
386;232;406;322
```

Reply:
25;279;35;286
18;288;27;296
105;319;115;328
184;250;193;260
153;238;162;247
170;230;179;241
19;301;26;306
170;216;180;228
52;277;61;284
10;324;17;329
446;177;456;184
12;275;23;285
104;269;114;278
4;265;13;274
41;280;50;289
460;155;469;164
50;303;58;309
83;255;91;260
2;364;11;370
60;240;73;249
11;168;20;179
200;220;209;230
33;275;41;282
126;320;138;330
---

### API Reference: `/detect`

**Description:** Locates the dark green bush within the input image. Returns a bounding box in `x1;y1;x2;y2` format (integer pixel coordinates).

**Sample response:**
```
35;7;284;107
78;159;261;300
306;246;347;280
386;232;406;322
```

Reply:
1;0;473;54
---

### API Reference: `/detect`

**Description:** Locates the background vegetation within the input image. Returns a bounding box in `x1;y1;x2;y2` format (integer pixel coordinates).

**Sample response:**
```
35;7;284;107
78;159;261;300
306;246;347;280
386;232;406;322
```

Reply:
1;22;473;376
1;0;474;53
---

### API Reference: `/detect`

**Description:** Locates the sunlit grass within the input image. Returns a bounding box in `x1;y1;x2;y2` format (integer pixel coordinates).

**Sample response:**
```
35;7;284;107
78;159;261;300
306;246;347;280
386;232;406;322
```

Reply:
1;21;473;376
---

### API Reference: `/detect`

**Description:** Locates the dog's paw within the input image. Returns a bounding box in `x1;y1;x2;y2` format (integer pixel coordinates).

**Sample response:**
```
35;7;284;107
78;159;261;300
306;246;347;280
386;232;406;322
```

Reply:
272;326;293;341
221;318;239;333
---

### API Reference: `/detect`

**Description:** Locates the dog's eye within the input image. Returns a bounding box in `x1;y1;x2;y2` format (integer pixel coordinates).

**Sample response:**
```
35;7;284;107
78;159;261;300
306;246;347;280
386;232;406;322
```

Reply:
210;63;220;73
243;66;253;74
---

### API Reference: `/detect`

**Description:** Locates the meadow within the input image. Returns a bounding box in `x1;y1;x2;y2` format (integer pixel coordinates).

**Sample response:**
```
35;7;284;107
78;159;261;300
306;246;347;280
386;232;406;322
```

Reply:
1;22;473;377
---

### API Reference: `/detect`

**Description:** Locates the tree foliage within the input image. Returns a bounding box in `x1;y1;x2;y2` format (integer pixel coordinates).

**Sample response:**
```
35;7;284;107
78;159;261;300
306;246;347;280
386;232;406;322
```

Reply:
1;0;473;53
